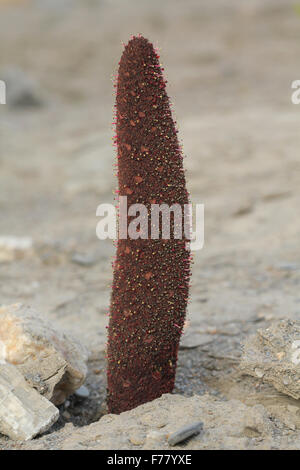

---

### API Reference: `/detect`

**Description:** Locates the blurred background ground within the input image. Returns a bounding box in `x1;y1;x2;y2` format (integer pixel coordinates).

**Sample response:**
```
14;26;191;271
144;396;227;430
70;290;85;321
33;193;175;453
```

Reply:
1;0;300;449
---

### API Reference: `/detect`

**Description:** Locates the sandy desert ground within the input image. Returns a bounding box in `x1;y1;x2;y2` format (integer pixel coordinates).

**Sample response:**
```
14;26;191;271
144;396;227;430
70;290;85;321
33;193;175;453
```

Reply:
1;0;300;450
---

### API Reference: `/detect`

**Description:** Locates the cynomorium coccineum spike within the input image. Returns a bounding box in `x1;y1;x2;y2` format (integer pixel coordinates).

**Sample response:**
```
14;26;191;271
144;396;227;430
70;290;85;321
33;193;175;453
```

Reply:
107;35;191;414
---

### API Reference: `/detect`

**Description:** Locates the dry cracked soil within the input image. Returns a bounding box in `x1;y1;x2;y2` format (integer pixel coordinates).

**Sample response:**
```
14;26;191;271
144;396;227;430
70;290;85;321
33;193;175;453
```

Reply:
1;0;300;450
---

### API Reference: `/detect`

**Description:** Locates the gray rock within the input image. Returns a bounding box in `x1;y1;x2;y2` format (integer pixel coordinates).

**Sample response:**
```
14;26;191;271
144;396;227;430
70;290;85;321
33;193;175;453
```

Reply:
0;363;59;441
75;385;90;399
168;421;203;446
240;319;300;399
0;303;88;405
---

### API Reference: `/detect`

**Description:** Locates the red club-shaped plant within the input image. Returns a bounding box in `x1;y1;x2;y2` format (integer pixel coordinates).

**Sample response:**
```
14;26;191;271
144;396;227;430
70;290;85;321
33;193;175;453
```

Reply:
107;36;191;414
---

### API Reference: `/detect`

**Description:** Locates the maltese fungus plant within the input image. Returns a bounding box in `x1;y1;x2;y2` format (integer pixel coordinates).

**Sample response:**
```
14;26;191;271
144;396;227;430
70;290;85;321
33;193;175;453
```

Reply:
107;36;191;414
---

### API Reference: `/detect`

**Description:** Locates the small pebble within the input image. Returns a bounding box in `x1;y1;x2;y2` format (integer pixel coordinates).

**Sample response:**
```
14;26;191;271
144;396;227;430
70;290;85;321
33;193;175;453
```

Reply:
62;411;71;420
129;431;145;446
75;385;90;399
0;236;33;251
71;253;96;267
167;421;203;446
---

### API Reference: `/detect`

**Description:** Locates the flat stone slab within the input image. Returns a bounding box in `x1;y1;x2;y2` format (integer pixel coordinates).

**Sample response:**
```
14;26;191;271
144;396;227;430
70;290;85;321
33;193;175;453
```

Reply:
0;303;88;405
0;363;59;441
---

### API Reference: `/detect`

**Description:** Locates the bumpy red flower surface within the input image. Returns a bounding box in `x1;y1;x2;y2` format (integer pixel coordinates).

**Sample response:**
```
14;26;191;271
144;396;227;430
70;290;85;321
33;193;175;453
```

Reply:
107;35;191;414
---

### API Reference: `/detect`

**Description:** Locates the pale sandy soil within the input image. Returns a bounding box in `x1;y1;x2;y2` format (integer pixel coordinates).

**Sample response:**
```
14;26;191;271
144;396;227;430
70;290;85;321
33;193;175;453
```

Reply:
0;0;300;449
